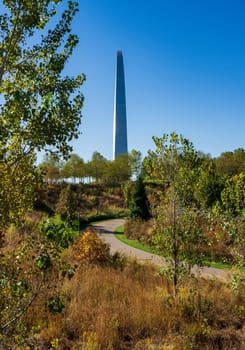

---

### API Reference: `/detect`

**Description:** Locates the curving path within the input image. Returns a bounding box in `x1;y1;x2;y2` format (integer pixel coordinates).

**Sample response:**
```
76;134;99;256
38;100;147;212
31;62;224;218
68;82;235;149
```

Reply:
92;219;232;282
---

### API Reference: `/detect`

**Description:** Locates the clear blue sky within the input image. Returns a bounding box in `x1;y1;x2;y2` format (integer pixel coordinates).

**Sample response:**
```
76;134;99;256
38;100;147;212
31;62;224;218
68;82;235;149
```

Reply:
58;1;245;160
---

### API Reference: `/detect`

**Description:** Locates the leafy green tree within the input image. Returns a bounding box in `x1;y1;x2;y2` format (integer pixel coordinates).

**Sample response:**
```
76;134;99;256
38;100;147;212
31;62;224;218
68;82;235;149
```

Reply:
0;0;84;227
211;205;245;296
106;154;131;184
153;203;203;297
129;175;150;220
145;132;201;205
88;151;108;183
145;133;204;297
39;153;62;183
55;184;77;224
0;150;41;227
128;149;142;178
121;181;134;208
39;215;78;248
194;158;224;208
221;173;245;215
215;148;245;176
61;153;85;182
85;151;132;184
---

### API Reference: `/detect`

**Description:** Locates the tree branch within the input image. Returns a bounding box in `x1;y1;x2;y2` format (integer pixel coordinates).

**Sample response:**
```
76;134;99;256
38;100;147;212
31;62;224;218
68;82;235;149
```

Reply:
0;7;21;87
1;275;45;331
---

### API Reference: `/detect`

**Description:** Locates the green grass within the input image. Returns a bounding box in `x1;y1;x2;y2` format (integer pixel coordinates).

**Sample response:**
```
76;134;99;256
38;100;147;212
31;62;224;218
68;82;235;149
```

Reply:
114;225;232;270
114;225;124;234
204;260;232;270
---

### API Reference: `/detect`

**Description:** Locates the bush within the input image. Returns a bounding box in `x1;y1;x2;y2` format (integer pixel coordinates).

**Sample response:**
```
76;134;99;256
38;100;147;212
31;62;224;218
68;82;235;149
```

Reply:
55;185;77;223
39;217;78;249
129;175;150;220
73;227;110;264
108;251;127;270
124;219;153;246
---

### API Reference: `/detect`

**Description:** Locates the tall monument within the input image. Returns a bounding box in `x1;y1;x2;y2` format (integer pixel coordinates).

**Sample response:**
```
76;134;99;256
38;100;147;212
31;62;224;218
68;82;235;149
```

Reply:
113;50;128;160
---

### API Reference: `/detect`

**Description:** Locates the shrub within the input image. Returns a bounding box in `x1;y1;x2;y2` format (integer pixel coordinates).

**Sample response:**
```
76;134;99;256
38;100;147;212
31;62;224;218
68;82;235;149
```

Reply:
73;227;110;264
129;175;150;220
36;252;52;270
39;217;77;249
108;251;127;270
124;219;153;246
55;185;77;224
48;295;65;315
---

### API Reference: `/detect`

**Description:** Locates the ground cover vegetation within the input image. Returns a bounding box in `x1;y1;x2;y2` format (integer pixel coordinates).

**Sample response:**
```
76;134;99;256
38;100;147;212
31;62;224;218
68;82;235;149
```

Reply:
35;182;127;224
0;214;245;349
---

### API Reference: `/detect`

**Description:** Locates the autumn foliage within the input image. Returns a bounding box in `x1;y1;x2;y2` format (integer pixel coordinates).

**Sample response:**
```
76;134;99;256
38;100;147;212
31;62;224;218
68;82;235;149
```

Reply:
74;227;110;264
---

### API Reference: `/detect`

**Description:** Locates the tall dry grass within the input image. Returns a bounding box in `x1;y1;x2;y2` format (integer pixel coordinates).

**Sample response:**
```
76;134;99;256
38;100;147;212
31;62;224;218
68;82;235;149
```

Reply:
38;260;244;350
1;215;244;349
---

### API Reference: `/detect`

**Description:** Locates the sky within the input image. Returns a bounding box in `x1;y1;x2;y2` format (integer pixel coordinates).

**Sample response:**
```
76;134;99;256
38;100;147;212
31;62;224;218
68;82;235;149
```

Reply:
43;1;245;161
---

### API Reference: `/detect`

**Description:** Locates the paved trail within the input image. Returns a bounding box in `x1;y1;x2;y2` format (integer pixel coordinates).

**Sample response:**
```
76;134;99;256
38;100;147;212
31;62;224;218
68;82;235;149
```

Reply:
92;219;232;282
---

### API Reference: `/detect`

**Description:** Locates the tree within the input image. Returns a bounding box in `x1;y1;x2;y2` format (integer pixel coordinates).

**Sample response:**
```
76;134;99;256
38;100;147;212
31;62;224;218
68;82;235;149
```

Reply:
221;173;245;215
145;132;201;205
39;153;62;183
128;149;142;179
211;200;245;296
0;149;41;227
145;133;204;297
194;157;224;208
129;175;150;220
106;154;132;184
61;153;85;182
55;184;77;224
88;151;108;183
153;203;203;297
215;148;245;176
0;0;85;227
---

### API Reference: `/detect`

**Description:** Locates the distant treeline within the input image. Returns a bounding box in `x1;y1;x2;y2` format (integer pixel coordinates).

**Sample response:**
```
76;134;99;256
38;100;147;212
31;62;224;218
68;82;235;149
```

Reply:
39;147;245;185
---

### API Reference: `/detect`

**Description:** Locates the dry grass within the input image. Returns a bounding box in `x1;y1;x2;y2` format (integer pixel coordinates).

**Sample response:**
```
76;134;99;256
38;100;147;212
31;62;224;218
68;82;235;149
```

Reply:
37;183;126;219
45;263;165;349
124;219;153;246
38;260;245;350
1;215;244;350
